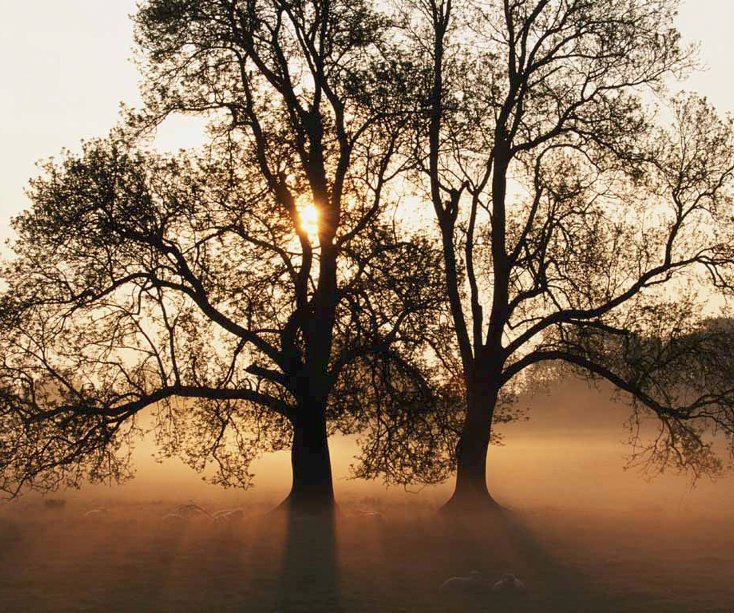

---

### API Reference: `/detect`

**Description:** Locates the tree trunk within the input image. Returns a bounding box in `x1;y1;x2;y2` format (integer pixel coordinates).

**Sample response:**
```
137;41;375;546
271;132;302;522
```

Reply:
280;408;335;513
443;384;501;514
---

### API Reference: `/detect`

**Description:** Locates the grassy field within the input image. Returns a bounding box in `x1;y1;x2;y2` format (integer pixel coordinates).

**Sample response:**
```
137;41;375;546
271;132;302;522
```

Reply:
2;381;732;611
1;498;732;612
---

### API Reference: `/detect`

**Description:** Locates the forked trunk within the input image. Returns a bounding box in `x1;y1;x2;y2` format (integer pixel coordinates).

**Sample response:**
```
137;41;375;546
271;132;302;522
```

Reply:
443;385;501;514
280;407;335;513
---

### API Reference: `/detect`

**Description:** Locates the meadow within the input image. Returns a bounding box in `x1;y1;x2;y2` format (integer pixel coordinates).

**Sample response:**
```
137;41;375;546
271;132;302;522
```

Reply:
1;497;733;612
1;382;733;612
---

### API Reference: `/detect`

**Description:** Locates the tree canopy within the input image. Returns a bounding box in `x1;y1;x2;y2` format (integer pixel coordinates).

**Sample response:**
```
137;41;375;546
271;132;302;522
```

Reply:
408;0;734;508
0;0;456;505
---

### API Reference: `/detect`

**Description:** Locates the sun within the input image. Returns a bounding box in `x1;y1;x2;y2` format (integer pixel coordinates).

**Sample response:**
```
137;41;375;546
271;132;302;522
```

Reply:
297;199;320;243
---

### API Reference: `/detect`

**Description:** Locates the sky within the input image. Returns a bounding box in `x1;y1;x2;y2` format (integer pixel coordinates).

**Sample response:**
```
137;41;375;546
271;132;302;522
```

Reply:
1;1;734;245
0;0;205;245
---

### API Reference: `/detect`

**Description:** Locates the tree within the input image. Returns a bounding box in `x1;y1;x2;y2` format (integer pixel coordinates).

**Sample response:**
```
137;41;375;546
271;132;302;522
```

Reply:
0;0;454;510
412;0;734;511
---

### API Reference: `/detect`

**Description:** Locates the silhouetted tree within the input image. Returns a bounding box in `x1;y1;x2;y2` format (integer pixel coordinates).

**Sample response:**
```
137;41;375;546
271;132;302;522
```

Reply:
0;0;456;510
412;0;734;510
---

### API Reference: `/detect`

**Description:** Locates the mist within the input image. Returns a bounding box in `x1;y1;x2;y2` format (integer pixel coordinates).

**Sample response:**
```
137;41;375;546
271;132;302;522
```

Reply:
2;379;733;612
47;377;734;514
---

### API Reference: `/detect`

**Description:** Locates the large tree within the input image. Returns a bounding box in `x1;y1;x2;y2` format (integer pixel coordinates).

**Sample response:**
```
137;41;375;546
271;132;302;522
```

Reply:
0;0;455;510
412;0;734;510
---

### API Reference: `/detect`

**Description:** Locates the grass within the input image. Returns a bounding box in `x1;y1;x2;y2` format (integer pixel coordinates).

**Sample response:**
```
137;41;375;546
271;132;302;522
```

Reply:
0;498;732;611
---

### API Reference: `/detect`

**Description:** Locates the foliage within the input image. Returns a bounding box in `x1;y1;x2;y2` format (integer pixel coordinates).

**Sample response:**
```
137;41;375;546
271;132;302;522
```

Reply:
0;0;456;498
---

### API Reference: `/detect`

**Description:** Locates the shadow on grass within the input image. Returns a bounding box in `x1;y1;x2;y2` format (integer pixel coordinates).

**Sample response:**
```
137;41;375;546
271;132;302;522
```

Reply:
275;509;341;612
436;507;622;612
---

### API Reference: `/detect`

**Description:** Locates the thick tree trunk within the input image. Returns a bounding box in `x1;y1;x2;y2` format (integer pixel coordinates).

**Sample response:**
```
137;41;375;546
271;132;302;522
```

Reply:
280;408;335;513
443;384;501;514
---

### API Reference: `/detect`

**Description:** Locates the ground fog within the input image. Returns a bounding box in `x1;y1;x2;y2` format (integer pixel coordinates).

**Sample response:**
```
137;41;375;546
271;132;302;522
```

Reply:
1;380;733;612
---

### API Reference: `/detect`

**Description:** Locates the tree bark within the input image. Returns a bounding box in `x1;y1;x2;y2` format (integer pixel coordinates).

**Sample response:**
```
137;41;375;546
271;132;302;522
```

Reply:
443;382;501;513
280;407;335;513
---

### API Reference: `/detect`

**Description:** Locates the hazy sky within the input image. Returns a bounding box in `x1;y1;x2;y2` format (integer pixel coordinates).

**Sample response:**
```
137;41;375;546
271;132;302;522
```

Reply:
1;0;734;244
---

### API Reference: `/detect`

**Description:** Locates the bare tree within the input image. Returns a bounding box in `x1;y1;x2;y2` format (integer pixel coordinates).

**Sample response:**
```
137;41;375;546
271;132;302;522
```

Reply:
412;0;734;511
0;0;454;510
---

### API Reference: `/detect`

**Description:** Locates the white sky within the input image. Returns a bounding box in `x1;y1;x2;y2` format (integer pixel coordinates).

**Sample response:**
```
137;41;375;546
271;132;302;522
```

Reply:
1;0;733;244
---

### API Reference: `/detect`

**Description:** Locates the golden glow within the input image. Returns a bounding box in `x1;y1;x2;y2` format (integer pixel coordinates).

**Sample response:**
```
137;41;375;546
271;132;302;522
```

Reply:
297;200;320;243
